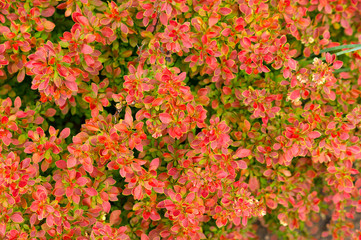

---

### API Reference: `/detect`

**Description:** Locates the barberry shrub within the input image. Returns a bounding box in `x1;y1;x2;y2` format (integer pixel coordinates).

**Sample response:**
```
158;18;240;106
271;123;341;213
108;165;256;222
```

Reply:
1;0;361;239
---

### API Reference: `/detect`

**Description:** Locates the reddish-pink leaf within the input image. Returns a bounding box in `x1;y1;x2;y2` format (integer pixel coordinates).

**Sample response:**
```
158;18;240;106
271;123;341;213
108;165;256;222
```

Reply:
54;188;65;196
290;90;300;100
333;60;343;69
67;157;77;168
237;160;247;169
55;160;67;169
110;210;122;226
308;131;321;139
85;187;98;196
17;69;25;83
242;216;248;226
248;176;259;192
219;7;232;15
328;90;336;101
216;171;228;179
235;148;251;158
150;158;160;171
327;165;336;173
159;113;172;124
102;201;111;213
11;213;24;223
120;23;129;34
124;107;133;127
64;80;78;91
348;146;361;154
150;211;161;221
266;199;277;209
233;216;241;226
0;223;5;237
84;124;100;131
46;215;54;227
76;177;88;186
43;21;55;31
159;12;168;26
81;44;93;54
263;169;273;177
41;7;56;17
327;122;336;129
60;128;70;139
76;16;90;26
45;108;56;117
288;59;297;70
134;185;143;200
141;234;150;240
209;16;219;27
101;27;114;37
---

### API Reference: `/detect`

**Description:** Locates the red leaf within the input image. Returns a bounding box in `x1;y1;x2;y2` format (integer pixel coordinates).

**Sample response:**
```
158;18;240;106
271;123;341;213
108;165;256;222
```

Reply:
1;116;8;124
76;177;88;186
235;148;251;158
76;15;90;26
233;216;241;226
54;188;65;196
41;7;56;17
248;176;259;192
242;37;251;48
84;124;100;131
328;90;336;101
102;201;111;213
46;215;54;227
333;60;343;70
159;12;168;26
266;198;277;209
110;210;122;226
0;223;5;237
45;108;56;117
43;21;55;31
209;16;219;27
150;211;161;221
216;171;228;179
134;185;143;200
85;187;98;196
327;166;336;173
219;7;232;15
81;44;93;54
242;216;248;226
289;90;300;100
120;23;129;34
263;169;273;177
60;128;70;139
124;107;133;127
308;131;321;139
327;122;336;129
67;157;77;168
185;192;195;203
150;158;160;171
348;146;361;154
101;27;114;37
17;69;25;83
64;80;78;91
288;59;297;70
141;234;150;240
11;213;24;223
55;160;67;169
159;113;172;124
237;160;247;169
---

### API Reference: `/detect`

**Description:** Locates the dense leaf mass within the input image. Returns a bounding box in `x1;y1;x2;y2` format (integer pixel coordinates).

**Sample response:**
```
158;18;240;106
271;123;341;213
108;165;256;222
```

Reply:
2;0;361;239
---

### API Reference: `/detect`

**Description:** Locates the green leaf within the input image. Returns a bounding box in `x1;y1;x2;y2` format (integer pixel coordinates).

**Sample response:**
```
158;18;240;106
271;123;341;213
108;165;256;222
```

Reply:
334;45;361;56
319;44;361;53
334;68;350;73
